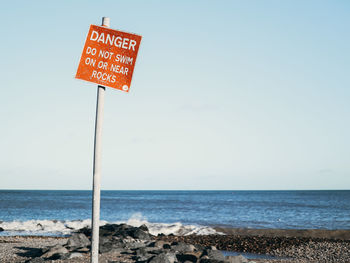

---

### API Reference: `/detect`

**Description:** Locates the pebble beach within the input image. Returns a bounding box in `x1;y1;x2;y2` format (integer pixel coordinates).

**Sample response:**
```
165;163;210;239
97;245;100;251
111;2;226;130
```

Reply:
1;225;349;263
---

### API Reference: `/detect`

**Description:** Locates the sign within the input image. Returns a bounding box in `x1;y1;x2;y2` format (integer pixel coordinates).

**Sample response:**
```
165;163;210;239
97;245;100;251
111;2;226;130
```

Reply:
75;25;142;92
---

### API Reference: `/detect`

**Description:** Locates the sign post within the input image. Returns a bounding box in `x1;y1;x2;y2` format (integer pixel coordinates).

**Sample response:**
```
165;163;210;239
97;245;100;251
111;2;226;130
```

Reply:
75;17;142;263
91;17;108;263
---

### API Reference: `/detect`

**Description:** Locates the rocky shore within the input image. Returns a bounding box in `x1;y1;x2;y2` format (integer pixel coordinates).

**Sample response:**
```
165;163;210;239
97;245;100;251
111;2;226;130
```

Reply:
0;224;349;263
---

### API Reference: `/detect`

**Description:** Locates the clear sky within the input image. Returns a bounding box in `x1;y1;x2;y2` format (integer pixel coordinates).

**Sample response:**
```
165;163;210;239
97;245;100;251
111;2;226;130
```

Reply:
0;1;349;190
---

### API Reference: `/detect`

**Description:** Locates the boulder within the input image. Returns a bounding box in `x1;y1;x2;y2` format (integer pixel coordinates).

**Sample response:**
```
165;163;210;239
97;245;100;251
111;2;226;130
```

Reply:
201;249;225;261
128;227;151;240
99;240;124;253
41;244;69;259
0;227;4;232
139;224;149;232
148;240;170;249
171;242;195;253
67;233;90;249
148;252;176;263
176;252;199;262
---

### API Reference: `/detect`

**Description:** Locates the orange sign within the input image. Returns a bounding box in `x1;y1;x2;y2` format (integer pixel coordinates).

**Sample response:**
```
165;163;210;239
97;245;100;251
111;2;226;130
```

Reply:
75;25;142;92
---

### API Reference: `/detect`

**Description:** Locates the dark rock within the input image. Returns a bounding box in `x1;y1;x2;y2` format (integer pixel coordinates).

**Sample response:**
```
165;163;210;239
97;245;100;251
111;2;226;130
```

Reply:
171;242;195;253
67;233;90;249
148;252;176;263
176;253;199;262
96;224;152;240
99;240;124;253
49;252;70;260
0;227;4;231
139;224;149;232
163;243;171;249
148;240;170;249
41;244;69;259
199;259;225;263
76;226;91;237
129;227;151;240
132;247;155;262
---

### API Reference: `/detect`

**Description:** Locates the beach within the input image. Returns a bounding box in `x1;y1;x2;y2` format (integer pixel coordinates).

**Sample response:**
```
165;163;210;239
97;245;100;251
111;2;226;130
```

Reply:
1;190;349;262
1;226;349;263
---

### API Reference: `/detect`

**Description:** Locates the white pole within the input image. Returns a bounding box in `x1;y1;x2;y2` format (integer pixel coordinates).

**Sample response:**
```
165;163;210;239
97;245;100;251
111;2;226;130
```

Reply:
91;16;109;263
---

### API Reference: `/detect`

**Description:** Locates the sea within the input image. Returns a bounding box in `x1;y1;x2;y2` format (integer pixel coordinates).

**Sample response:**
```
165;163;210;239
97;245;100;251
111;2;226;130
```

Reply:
0;190;349;236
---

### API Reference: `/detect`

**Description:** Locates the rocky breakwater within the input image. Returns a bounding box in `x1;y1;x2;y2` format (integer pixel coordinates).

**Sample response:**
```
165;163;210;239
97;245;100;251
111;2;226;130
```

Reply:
25;224;250;263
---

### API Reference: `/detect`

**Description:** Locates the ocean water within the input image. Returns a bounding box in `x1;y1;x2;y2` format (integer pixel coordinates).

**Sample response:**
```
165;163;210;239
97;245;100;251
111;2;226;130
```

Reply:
0;190;349;236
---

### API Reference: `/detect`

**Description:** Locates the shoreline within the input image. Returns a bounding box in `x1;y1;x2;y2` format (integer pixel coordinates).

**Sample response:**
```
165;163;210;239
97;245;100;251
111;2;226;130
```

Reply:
1;226;350;262
2;227;350;240
214;227;350;240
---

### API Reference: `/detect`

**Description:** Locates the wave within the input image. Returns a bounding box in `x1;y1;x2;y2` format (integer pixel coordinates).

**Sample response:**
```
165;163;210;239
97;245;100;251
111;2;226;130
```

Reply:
0;214;221;236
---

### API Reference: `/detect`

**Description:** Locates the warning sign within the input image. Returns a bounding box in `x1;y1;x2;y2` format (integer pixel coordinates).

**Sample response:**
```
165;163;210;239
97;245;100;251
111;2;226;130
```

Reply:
75;25;142;92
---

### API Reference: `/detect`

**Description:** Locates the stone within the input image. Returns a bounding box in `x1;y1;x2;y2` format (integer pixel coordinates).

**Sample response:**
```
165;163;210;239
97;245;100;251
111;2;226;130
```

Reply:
68;252;84;259
0;227;4;231
199;259;225;263
171;242;195;253
74;247;90;253
176;253;199;262
139;224;149;232
129;227;151;240
201;249;225;261
41;244;69;259
124;240;147;249
67;233;90;248
148;240;169;249
225;255;248;263
49;253;70;260
99;241;124;253
148;252;176;263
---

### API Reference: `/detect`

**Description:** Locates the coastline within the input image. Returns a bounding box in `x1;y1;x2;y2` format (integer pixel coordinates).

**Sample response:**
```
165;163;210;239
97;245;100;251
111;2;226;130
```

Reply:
1;227;349;263
214;227;350;240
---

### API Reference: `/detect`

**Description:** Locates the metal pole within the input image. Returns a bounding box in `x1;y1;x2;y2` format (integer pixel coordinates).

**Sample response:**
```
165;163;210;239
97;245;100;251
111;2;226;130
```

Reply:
91;16;109;263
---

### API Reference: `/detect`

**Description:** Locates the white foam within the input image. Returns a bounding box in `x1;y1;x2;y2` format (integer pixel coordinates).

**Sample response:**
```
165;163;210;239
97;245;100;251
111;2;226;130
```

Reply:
0;213;222;236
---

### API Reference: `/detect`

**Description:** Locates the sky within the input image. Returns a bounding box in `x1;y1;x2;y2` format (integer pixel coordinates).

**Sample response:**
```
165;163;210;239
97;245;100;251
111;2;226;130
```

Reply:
0;1;349;190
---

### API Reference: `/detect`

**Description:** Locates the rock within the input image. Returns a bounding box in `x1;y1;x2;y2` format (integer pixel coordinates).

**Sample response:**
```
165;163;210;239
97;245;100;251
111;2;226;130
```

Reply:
129;227;151;240
163;243;171;249
68;252;84;259
67;233;90;249
49;253;70;260
148;252;176;263
98;223;152;240
148;240;170;249
199;259;225;263
139;224;149;232
201;249;225;261
0;227;4;231
132;247;155;262
225;255;248;263
176;252;199;262
124;240;147;249
99;240;124;253
171;242;195;253
74;247;90;253
41;244;69;259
